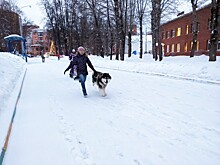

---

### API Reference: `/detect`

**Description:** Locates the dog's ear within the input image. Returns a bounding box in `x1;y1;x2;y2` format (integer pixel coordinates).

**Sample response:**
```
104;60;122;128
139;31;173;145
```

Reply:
105;73;111;79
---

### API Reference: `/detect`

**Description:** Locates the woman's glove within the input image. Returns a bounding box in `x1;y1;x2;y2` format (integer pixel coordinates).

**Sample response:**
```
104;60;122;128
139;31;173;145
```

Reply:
64;70;67;75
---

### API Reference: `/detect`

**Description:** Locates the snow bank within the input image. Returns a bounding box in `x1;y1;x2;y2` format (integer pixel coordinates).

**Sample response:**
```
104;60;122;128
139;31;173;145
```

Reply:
0;53;26;111
91;54;220;83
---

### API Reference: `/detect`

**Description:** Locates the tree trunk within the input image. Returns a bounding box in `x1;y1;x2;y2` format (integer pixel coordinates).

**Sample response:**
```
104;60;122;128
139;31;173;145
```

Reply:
115;38;120;60
151;9;157;60
209;0;220;61
158;15;163;61
139;15;143;59
190;1;198;57
151;0;161;61
120;32;125;61
128;31;132;57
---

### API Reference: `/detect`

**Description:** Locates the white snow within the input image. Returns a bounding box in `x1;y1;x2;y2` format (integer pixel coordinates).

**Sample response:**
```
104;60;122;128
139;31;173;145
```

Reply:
0;52;220;165
4;34;23;40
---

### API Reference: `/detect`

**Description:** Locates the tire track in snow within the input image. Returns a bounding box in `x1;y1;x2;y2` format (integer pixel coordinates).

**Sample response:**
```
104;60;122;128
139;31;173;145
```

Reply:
48;96;96;165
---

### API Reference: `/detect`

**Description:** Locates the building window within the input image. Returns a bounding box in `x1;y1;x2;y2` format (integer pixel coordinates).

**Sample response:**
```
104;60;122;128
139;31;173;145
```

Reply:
208;18;211;30
207;40;210;50
177;27;181;36
167;45;170;52
177;43;181;52
197;22;200;32
162;32;165;39
190;41;199;50
186;25;189;35
166;31;170;38
184;42;188;52
38;32;43;37
217;40;220;50
190;42;193;49
171;30;175;37
171;44;175;52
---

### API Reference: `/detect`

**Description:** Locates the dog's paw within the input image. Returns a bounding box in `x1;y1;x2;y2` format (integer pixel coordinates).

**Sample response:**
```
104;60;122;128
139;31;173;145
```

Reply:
101;93;107;97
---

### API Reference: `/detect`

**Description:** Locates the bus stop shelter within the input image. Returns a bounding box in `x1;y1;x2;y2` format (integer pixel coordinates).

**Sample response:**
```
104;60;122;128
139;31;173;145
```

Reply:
4;34;27;62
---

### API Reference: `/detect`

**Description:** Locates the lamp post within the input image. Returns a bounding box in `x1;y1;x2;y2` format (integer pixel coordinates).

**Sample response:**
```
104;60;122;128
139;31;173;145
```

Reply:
19;5;31;37
19;5;31;62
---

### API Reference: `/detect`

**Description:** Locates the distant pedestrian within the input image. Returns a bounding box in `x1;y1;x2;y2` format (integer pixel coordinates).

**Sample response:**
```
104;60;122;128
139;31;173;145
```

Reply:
64;46;97;97
58;54;61;60
69;49;76;60
69;49;77;78
40;51;45;63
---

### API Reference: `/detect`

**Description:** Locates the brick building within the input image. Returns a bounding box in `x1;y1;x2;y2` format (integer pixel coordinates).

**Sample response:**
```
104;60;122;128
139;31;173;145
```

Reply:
31;29;50;56
23;25;39;54
160;4;217;56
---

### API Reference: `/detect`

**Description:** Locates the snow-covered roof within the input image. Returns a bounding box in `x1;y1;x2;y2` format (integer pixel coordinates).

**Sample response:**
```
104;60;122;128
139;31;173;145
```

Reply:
31;44;42;47
4;34;25;41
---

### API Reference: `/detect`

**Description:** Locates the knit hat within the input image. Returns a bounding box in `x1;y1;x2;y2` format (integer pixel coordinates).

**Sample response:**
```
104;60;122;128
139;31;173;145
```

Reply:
78;46;85;51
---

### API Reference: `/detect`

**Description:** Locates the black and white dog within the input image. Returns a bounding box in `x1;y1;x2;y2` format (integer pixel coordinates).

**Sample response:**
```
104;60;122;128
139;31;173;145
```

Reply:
92;71;111;97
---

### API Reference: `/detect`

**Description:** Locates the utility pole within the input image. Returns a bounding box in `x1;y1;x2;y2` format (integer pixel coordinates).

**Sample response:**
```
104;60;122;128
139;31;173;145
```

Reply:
19;5;31;62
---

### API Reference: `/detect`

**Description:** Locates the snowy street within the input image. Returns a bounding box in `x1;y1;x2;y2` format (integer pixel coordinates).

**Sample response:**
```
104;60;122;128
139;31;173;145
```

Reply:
1;54;220;165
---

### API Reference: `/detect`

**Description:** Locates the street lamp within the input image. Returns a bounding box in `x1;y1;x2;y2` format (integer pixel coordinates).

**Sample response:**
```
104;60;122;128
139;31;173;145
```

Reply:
19;5;31;36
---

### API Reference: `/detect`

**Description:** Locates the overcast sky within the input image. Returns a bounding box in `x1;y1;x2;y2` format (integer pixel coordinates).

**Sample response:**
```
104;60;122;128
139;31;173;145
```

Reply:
17;0;45;28
16;0;211;30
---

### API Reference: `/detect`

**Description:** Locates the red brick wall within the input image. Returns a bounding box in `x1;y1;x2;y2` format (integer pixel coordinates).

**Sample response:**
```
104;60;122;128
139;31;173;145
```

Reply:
160;4;214;56
31;30;50;56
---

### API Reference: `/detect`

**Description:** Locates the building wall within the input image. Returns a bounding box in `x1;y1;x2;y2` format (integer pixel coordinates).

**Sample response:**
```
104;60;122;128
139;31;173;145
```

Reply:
23;25;39;54
31;29;50;56
160;4;213;56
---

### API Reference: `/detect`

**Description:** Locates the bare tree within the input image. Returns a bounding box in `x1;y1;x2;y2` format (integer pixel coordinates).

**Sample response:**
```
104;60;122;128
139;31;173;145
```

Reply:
85;0;104;56
106;0;115;60
136;0;147;59
113;0;128;61
151;0;180;61
188;0;208;57
190;0;199;57
151;0;162;61
127;0;136;58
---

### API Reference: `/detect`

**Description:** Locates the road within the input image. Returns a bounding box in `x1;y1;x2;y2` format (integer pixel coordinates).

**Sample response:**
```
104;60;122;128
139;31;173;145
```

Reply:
4;57;220;165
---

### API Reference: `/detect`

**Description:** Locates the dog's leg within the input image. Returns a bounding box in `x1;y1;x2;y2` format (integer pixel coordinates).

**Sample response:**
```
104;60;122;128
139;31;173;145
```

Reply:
98;88;106;97
99;88;107;97
103;88;107;97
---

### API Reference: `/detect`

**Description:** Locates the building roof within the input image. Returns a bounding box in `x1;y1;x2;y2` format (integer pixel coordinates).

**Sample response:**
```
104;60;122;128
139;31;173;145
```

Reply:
161;3;211;26
4;34;26;41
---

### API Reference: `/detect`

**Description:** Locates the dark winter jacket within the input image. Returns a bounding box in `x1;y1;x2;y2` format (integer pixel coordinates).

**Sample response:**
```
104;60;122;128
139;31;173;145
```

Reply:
65;54;96;75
